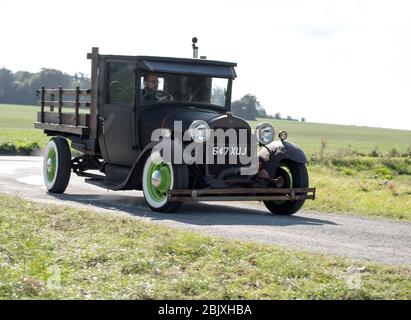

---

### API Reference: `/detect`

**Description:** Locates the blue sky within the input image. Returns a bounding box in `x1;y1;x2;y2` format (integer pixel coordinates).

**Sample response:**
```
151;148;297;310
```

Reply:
1;0;410;130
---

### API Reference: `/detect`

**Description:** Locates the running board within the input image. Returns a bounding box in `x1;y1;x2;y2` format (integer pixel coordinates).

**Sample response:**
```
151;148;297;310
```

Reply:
84;177;123;190
167;187;316;202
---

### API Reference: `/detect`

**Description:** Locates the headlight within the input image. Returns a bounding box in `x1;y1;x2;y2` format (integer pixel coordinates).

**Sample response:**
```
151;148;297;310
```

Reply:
278;130;288;141
161;128;172;139
189;120;210;143
255;123;275;145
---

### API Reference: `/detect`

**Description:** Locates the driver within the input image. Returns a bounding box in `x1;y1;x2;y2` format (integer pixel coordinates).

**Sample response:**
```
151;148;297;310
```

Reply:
142;74;173;103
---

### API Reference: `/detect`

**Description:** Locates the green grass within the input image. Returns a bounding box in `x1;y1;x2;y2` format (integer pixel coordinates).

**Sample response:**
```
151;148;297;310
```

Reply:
0;104;48;154
0;193;410;300
302;153;411;220
0;104;40;129
306;164;411;220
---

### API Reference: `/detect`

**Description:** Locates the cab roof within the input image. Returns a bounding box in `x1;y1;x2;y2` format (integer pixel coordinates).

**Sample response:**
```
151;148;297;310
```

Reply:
101;54;237;78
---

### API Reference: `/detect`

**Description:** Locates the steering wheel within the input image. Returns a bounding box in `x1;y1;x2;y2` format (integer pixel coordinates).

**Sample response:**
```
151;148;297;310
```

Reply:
155;90;174;102
142;90;174;102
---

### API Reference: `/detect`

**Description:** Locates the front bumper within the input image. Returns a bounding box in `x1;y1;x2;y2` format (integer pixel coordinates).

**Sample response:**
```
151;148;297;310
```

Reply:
167;187;316;202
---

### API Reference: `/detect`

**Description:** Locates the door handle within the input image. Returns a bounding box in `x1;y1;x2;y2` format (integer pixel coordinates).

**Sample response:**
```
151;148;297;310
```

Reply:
98;115;105;134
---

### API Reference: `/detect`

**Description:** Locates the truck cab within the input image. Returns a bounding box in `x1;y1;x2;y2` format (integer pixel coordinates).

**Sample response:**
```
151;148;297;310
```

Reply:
98;54;236;166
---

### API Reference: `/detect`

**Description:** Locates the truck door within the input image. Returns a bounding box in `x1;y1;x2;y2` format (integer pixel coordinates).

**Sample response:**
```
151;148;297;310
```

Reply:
99;60;137;166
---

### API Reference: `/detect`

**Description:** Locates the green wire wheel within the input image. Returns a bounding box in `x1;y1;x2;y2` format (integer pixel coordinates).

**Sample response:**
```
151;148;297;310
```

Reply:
142;151;188;212
43;137;71;193
263;160;309;215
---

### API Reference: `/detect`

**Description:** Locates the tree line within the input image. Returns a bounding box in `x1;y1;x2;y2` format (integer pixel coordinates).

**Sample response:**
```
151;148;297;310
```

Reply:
231;93;305;121
0;68;90;105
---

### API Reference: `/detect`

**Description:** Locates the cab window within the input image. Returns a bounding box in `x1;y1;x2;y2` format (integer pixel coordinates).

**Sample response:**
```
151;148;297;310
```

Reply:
139;72;228;107
106;62;135;104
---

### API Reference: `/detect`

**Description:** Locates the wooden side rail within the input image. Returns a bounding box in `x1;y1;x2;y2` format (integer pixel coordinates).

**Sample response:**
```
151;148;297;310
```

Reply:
37;88;91;95
36;85;91;126
36;101;91;108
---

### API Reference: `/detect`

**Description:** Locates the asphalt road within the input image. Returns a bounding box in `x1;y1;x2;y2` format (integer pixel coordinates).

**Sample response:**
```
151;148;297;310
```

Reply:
0;156;410;266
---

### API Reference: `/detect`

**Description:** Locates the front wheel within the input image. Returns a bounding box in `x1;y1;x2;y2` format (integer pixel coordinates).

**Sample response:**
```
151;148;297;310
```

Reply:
263;161;309;215
43;137;71;193
142;151;188;212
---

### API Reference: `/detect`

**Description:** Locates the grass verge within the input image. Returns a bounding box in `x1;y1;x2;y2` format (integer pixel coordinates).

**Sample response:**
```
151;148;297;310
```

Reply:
0;128;46;155
306;165;411;220
0;193;410;300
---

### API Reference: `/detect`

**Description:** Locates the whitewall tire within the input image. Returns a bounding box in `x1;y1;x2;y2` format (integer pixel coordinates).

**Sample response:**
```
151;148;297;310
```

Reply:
43;137;71;193
142;151;188;212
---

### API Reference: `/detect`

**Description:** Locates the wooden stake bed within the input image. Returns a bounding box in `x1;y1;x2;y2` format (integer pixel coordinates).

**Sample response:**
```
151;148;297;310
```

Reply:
35;87;92;135
34;47;99;153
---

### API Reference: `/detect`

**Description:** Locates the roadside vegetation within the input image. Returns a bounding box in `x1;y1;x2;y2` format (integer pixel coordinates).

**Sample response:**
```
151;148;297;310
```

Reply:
0;104;410;219
306;163;411;220
304;145;411;220
0;104;47;155
0;193;410;300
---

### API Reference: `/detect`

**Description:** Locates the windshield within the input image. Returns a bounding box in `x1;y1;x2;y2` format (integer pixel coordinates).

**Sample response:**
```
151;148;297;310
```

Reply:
140;72;229;107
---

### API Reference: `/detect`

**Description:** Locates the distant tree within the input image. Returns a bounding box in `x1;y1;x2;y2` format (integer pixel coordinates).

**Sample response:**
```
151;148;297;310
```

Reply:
231;100;247;119
0;67;90;105
301;117;306;122
0;68;16;103
274;112;281;119
231;94;267;120
285;115;298;121
211;87;225;106
30;68;72;91
255;103;266;118
72;72;90;88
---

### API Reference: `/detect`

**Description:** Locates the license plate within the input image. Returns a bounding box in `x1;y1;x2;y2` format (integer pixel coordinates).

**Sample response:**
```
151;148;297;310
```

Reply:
212;146;247;156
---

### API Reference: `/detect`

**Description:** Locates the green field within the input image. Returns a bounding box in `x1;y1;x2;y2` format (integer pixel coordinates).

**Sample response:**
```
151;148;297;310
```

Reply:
0;103;410;220
250;119;411;156
1;104;410;155
1;194;409;300
0;104;48;154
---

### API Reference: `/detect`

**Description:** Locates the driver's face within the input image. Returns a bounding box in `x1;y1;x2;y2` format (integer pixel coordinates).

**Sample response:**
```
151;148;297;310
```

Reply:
146;75;159;91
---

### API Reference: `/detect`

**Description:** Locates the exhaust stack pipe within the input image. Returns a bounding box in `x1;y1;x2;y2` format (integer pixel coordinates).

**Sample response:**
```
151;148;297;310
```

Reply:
192;37;198;59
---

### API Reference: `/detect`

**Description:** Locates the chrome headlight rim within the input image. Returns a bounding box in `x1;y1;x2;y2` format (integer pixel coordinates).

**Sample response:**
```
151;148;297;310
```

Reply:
278;130;288;141
189;120;210;143
255;122;275;145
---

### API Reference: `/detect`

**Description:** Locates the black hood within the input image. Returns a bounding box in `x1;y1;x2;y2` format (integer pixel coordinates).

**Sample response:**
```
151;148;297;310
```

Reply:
138;104;225;147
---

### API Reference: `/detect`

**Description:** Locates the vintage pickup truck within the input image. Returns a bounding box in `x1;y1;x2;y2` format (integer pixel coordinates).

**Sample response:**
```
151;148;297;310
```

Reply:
34;40;315;213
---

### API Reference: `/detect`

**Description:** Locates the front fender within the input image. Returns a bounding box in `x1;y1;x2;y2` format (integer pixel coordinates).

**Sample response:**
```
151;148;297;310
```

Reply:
119;139;185;190
258;140;307;176
114;141;160;190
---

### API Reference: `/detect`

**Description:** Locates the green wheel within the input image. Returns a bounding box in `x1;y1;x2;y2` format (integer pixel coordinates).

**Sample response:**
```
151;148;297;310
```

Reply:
142;151;188;212
263;161;309;215
43;137;71;193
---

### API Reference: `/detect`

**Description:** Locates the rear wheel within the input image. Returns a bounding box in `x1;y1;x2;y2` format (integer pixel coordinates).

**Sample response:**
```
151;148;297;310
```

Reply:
142;151;188;212
43;137;71;193
263;161;308;215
